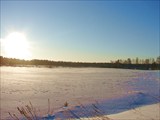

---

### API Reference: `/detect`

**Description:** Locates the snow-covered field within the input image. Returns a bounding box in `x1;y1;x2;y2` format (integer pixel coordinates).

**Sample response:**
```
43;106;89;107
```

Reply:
81;103;160;120
108;103;160;120
1;67;159;119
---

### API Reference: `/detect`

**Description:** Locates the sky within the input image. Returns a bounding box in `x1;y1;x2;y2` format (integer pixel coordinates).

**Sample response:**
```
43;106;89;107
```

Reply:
1;1;159;62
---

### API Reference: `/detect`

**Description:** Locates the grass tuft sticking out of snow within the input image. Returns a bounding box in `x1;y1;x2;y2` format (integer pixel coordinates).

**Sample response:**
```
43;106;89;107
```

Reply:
8;100;114;120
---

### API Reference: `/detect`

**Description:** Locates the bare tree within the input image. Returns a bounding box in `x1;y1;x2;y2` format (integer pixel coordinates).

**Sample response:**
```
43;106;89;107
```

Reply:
156;56;160;64
136;57;139;64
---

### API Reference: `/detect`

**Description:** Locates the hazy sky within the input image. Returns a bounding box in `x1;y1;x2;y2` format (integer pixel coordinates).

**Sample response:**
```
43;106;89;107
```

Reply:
1;1;159;62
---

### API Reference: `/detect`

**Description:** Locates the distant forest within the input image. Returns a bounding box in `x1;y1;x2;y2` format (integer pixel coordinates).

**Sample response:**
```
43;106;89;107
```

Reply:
0;56;160;70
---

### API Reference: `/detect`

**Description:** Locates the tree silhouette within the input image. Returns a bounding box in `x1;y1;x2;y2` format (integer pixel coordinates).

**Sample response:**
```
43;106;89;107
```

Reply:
0;56;159;70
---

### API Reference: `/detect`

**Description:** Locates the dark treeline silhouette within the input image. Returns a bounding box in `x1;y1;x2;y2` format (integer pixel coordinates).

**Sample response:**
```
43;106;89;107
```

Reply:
0;56;159;70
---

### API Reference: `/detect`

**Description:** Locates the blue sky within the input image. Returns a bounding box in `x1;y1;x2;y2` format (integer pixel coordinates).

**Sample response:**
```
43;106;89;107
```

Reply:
1;1;159;62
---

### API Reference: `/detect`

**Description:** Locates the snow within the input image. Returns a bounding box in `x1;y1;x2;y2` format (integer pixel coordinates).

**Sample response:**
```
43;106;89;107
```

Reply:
1;67;159;119
108;103;160;120
81;103;160;120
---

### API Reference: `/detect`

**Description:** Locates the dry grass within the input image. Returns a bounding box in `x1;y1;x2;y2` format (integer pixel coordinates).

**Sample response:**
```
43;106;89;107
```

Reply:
8;100;113;120
9;101;38;120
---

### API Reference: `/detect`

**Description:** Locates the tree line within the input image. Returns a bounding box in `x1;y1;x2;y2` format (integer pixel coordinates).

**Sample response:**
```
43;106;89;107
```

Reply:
0;56;159;70
111;57;160;65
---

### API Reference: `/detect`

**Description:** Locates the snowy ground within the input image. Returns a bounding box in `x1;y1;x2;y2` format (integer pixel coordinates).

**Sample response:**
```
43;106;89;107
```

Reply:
80;103;160;120
108;103;160;120
1;67;159;119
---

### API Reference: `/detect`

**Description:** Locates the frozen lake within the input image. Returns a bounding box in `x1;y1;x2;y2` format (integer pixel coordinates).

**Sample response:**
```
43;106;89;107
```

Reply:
1;67;159;119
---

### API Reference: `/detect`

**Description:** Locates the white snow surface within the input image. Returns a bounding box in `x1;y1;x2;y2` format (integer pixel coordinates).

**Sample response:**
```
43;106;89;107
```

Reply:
0;67;159;119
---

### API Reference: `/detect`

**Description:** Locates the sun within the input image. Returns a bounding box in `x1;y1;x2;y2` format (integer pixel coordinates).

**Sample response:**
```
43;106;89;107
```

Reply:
2;32;31;59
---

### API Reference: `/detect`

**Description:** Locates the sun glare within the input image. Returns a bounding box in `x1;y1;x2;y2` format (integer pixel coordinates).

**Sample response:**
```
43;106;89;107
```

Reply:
2;32;31;59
